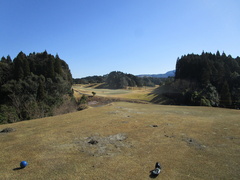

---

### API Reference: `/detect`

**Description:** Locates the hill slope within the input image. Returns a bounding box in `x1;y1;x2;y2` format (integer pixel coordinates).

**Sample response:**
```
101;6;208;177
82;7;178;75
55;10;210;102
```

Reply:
0;102;240;179
137;70;175;78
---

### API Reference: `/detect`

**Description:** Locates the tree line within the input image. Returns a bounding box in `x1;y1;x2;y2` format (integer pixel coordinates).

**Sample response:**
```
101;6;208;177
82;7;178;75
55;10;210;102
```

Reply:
73;71;167;88
0;51;73;123
165;51;240;108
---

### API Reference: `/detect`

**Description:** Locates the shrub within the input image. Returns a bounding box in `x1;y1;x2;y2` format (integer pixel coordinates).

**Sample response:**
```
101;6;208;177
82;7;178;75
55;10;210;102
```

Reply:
0;105;19;124
77;104;88;111
78;94;88;104
200;98;211;106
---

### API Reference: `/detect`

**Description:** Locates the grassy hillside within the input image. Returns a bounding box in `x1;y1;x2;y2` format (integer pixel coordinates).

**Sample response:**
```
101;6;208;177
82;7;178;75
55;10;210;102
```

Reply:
73;84;157;102
1;102;240;179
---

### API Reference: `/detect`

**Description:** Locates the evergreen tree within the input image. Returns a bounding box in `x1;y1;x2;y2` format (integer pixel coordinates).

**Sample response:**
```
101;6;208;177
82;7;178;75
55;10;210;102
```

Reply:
6;55;12;63
0;51;73;123
37;80;46;101
46;57;55;79
23;58;30;77
201;66;210;84
220;81;232;107
16;66;24;80
173;51;239;108
54;54;62;75
42;50;48;59
13;52;28;80
0;62;12;86
1;56;6;63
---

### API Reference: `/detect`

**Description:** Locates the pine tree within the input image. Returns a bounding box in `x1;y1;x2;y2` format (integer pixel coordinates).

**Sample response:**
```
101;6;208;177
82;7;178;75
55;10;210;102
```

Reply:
175;57;180;79
201;68;210;85
46;57;55;79
37;80;46;101
13;52;28;79
6;55;12;63
220;81;232;107
23;58;30;77
17;67;24;80
54;54;62;75
1;56;6;63
42;50;48;59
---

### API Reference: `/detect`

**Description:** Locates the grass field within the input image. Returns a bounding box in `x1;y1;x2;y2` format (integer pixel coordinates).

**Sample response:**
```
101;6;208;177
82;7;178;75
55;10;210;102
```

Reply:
73;84;157;102
1;101;240;179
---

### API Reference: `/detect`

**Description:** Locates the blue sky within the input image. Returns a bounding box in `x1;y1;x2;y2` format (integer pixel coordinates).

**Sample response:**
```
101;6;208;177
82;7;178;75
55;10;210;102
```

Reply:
1;0;240;78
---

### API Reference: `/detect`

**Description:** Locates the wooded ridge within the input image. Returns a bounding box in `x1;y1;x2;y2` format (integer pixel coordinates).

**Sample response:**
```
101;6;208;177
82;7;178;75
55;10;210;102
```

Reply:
0;51;73;123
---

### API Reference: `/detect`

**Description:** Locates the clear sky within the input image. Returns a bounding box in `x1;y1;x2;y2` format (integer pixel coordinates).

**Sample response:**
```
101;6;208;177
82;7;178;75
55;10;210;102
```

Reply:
1;0;240;78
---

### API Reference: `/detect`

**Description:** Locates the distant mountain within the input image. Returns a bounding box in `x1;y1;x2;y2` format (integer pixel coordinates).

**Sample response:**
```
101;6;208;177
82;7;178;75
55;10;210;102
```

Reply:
137;70;175;78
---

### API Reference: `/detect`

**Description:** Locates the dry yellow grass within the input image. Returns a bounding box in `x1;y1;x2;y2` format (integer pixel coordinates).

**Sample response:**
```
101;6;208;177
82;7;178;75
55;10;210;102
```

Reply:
1;102;240;179
72;84;157;101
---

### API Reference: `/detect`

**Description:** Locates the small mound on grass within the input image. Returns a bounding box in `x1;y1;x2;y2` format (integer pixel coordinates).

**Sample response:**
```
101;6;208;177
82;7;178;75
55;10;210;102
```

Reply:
0;128;16;133
76;133;130;156
182;137;206;150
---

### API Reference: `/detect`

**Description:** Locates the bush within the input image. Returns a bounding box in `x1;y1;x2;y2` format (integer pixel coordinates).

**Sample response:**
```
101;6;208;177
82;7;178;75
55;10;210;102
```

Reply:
0;105;19;124
77;104;88;111
78;94;88;104
200;98;211;106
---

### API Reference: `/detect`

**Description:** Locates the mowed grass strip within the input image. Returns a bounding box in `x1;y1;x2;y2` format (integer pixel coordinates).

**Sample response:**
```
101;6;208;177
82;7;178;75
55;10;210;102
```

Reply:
72;84;157;101
1;102;240;179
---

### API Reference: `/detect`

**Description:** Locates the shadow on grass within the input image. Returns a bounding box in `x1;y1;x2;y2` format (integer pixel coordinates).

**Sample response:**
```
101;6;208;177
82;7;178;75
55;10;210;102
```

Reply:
148;84;183;105
13;167;23;171
94;83;110;89
149;171;159;178
149;162;161;178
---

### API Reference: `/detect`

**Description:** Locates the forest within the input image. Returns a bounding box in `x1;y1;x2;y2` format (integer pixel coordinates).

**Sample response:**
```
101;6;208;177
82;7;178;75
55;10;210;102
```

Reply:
1;50;239;123
0;51;73;123
73;71;168;88
166;51;240;108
